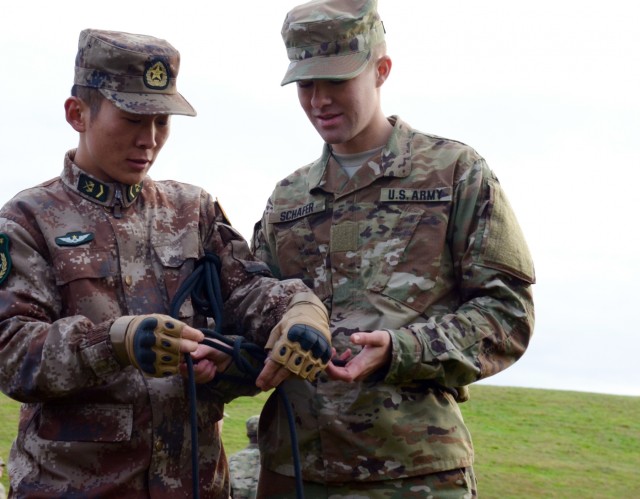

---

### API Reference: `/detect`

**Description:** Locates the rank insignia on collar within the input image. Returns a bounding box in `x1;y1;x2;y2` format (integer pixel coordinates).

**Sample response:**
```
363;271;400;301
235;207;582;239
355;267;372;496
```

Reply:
55;231;95;247
126;182;143;203
144;59;170;90
78;174;109;202
0;233;12;285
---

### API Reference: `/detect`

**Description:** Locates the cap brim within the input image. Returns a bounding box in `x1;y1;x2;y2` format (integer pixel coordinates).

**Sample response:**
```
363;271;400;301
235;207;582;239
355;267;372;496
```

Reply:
99;89;197;116
281;51;371;86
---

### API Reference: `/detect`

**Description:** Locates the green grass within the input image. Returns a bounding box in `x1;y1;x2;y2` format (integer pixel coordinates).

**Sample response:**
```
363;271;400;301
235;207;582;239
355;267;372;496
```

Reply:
460;386;640;498
0;394;19;492
1;386;638;497
221;390;272;454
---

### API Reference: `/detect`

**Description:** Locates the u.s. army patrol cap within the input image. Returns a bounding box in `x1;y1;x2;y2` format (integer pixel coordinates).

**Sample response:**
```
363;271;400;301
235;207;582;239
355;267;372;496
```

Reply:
74;29;196;116
280;0;385;85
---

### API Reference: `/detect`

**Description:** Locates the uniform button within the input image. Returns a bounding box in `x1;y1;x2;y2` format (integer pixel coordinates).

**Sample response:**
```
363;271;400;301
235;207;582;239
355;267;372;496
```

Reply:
155;439;163;451
125;275;133;286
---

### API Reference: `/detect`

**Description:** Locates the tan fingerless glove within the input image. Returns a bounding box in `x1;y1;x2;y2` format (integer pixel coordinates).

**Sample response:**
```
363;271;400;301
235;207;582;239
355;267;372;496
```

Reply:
109;314;184;377
266;292;331;381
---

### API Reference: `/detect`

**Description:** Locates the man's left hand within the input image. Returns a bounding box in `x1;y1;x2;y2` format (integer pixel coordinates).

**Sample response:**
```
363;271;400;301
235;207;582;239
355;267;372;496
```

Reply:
255;359;293;391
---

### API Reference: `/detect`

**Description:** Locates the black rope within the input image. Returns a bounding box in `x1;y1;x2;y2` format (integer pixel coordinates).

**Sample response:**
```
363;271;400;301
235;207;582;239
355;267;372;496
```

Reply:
184;354;199;499
170;252;305;499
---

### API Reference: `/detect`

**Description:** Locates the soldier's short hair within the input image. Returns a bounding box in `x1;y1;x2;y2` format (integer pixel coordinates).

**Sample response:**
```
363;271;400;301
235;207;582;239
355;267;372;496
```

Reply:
70;85;105;120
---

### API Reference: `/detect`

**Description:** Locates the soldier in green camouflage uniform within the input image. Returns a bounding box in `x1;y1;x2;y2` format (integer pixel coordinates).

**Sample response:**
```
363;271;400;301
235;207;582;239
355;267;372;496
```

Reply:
0;29;331;498
0;457;6;499
251;0;536;497
228;416;261;499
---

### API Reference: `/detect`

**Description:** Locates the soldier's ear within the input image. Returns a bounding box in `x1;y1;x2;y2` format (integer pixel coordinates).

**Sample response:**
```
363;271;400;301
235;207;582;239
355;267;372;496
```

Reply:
375;55;392;87
65;96;89;132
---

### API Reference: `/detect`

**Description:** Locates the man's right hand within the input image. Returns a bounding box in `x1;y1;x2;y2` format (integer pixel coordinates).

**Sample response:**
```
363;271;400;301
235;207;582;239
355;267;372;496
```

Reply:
109;314;204;377
183;341;233;383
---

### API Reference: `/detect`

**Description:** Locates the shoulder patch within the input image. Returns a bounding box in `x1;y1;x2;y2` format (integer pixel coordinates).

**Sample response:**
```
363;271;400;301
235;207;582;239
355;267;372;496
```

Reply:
482;180;535;283
55;232;95;247
215;198;232;226
0;233;12;285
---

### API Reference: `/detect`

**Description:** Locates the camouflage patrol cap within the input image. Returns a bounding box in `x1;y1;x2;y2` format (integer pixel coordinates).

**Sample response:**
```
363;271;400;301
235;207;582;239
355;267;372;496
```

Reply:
246;415;259;437
280;0;385;85
74;29;196;116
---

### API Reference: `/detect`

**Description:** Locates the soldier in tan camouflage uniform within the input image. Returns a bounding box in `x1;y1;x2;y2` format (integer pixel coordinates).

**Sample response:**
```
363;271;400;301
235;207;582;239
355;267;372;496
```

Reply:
251;0;536;497
228;416;261;499
0;29;331;498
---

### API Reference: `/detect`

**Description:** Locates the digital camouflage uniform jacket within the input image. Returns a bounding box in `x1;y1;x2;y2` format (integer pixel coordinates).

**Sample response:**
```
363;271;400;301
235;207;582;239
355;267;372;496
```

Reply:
252;116;535;483
0;151;308;498
228;443;260;499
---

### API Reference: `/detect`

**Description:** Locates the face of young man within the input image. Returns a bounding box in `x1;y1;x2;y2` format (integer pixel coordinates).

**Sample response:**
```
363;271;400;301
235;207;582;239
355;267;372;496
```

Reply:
296;57;390;155
73;99;171;185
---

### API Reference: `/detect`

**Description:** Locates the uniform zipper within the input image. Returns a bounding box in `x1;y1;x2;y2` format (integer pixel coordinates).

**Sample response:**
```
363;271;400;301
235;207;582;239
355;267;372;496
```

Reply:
113;189;123;219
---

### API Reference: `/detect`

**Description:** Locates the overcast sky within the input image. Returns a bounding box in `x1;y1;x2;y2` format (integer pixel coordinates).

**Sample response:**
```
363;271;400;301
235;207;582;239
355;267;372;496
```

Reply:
1;1;638;396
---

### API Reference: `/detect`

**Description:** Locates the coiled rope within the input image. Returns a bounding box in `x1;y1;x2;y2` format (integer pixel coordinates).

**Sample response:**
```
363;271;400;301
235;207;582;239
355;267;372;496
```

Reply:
170;252;304;499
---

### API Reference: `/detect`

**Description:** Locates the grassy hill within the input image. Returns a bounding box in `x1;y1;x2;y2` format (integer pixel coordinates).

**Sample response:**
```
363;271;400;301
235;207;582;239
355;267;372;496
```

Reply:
2;385;638;497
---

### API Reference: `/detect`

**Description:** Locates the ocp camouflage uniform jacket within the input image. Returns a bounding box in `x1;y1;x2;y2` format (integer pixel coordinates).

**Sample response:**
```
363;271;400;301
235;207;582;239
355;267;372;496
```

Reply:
0;151;308;498
252;116;535;483
228;444;260;499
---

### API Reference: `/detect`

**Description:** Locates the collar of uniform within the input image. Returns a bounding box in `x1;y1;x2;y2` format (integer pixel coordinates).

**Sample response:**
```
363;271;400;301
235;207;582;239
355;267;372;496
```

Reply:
62;150;144;208
308;115;411;194
382;115;412;176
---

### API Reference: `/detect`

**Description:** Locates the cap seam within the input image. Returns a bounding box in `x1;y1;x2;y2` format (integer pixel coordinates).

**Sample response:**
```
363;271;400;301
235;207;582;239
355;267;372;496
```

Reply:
89;33;173;57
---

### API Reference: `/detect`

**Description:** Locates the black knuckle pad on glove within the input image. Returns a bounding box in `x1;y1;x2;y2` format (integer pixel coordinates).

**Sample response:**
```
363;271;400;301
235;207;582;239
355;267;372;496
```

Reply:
132;317;159;374
266;293;332;381
287;325;331;363
111;314;185;377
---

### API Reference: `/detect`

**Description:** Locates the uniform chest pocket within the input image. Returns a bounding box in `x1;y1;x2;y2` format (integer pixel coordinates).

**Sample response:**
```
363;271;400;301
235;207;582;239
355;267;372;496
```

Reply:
37;403;133;442
52;247;115;286
272;217;332;302
365;203;450;313
50;246;118;320
152;231;200;319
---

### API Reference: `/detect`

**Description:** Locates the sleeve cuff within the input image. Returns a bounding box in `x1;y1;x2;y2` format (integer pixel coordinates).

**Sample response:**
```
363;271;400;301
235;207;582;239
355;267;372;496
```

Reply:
109;316;135;366
383;328;422;384
79;320;125;378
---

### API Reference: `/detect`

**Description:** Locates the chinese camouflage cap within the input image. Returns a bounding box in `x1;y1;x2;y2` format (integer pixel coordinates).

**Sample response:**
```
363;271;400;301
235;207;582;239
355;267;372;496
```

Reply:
280;0;385;85
246;415;259;437
74;29;196;116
